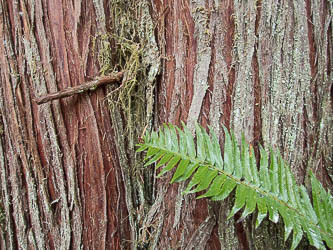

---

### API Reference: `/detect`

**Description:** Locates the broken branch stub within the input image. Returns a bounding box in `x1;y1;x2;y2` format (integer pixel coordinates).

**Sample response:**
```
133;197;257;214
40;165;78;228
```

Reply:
35;72;124;105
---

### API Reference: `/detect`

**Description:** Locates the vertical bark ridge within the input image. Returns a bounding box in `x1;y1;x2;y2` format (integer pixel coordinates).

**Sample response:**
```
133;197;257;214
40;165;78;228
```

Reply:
208;1;241;249
168;1;188;123
231;0;257;142
228;1;258;248
153;0;237;249
258;0;313;174
172;0;206;239
153;1;215;249
208;0;234;136
0;2;46;248
37;1;85;248
23;1;71;247
253;0;332;248
308;0;333;186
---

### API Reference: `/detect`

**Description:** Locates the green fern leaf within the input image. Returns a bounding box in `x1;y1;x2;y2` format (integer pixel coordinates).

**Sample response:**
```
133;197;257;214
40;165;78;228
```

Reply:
228;184;247;219
211;178;237;201
266;198;279;223
156;152;173;169
249;147;259;186
163;124;173;150
176;126;187;156
145;147;160;160
259;145;270;191
169;124;179;152
182;121;196;159
270;149;279;197
242;188;257;219
195;123;206;162
222;125;233;175
209;126;223;169
278;202;293;241
157;155;181;177
311;171;333;248
241;136;251;182
203;128;214;164
277;151;288;202
170;159;190;183
285;166;298;207
232;134;242;179
174;162;200;183
191;169;218;193
197;174;227;198
137;144;149;152
290;220;303;250
144;150;165;166
256;197;267;228
137;123;333;249
184;165;209;193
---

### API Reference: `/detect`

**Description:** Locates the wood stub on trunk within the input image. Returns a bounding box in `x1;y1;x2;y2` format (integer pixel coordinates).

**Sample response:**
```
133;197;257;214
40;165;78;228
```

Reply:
35;72;123;104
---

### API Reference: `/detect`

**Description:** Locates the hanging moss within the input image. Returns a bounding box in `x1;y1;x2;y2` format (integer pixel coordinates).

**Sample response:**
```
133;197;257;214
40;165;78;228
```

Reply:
94;1;160;248
94;1;159;143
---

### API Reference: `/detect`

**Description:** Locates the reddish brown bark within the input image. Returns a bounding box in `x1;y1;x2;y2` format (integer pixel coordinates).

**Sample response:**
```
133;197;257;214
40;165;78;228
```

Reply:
0;0;331;249
0;1;129;249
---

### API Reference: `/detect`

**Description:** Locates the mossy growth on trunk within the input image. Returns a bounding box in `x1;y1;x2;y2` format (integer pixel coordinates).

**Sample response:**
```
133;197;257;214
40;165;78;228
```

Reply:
93;1;160;248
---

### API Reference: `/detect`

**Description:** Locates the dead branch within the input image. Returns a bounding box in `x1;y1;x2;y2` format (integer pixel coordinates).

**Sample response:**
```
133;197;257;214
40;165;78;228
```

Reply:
35;72;123;105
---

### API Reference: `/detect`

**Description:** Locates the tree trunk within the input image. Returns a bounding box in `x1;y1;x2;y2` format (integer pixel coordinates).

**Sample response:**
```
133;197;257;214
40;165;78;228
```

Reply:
0;0;331;250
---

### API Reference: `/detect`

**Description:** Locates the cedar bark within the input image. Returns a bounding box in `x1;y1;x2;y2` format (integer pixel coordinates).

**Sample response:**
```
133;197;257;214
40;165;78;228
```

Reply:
0;0;332;250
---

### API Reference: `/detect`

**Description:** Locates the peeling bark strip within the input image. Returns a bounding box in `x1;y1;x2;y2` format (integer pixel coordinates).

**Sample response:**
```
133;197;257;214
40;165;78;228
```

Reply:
35;72;123;104
186;1;212;132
